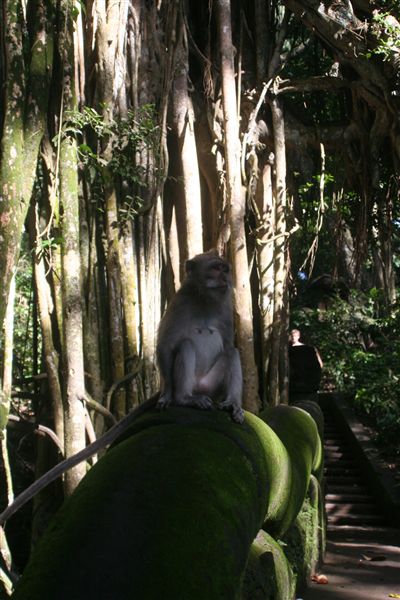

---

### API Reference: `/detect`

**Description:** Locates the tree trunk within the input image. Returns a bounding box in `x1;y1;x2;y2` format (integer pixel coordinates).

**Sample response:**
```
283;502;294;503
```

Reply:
60;134;87;494
255;157;275;406
137;208;161;400
28;210;64;449
171;19;203;260
0;0;52;336
1;275;16;506
0;0;26;337
216;0;259;413
105;187;126;419
119;223;140;410
268;95;288;406
59;0;86;494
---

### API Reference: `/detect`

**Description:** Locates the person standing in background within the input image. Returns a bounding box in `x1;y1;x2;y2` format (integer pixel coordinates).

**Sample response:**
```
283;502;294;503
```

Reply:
288;329;323;403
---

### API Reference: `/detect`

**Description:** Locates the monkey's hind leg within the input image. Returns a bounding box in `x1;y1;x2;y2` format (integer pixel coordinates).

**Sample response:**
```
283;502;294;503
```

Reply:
156;343;212;412
172;339;213;411
218;348;245;424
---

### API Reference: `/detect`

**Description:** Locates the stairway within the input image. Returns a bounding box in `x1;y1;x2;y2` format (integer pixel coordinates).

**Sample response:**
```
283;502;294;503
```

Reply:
322;406;388;534
303;401;400;600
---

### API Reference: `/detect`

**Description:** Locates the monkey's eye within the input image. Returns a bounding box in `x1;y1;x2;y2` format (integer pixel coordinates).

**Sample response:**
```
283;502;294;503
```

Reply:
210;261;229;273
217;264;230;274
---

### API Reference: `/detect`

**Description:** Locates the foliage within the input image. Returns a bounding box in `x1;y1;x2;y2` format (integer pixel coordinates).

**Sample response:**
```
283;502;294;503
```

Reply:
367;10;400;61
290;169;340;278
291;291;400;455
14;243;38;381
61;104;160;222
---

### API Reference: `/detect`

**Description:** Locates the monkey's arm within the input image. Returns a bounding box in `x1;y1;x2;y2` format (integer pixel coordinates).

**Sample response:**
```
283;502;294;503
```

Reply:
156;343;175;407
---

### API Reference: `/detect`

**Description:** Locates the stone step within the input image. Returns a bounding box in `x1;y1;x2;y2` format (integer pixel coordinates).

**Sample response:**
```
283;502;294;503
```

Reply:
324;459;358;469
325;444;353;453
324;460;359;471
325;428;346;434
327;512;386;526
325;449;354;457
325;492;375;504
324;441;350;449
324;449;352;458
321;402;390;533
326;484;371;497
325;475;364;486
326;502;377;515
327;523;395;538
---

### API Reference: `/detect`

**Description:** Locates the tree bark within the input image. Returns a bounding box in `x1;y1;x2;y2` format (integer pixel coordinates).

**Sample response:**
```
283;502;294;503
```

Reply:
0;0;52;336
268;95;288;406
119;222;140;409
216;0;259;413
105;187;126;419
28;210;64;449
137;207;161;400
1;275;16;506
255;157;276;406
59;0;86;494
171;19;203;260
0;0;25;336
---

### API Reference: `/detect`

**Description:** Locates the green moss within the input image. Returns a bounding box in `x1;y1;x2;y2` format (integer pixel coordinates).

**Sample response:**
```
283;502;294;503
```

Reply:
281;475;325;591
260;405;322;535
291;400;324;442
13;406;326;599
243;530;295;600
13;407;271;600
0;402;9;431
243;412;292;530
112;407;287;525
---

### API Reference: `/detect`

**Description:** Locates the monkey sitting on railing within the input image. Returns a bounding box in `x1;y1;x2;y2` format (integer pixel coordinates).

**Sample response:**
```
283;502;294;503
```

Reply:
157;250;244;424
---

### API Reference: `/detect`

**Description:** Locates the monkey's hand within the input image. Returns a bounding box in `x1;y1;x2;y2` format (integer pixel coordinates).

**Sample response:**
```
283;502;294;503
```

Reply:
157;393;213;411
218;398;245;424
183;394;213;410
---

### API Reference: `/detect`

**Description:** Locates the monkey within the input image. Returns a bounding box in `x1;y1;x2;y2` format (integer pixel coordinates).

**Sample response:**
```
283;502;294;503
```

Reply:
156;251;244;424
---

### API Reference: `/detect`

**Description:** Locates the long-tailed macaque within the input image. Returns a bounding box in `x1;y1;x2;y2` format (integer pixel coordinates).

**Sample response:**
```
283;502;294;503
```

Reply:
157;251;244;423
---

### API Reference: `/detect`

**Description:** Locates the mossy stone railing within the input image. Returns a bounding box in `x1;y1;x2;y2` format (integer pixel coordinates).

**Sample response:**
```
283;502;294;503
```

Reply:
12;402;324;600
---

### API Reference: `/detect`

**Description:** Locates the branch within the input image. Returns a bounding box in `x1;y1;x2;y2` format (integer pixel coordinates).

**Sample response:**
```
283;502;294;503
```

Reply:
282;0;392;105
241;79;273;183
7;415;63;454
276;75;352;95
105;368;140;411
0;395;159;526
81;391;116;425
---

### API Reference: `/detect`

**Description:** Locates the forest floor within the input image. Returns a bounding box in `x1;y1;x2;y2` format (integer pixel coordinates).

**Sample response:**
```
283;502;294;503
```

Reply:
302;527;400;599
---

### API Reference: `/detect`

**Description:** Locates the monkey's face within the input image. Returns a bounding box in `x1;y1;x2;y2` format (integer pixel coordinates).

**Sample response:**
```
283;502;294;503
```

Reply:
204;259;232;290
185;253;232;293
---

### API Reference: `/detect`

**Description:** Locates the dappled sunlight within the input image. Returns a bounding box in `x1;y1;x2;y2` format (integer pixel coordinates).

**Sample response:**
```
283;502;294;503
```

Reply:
304;538;400;599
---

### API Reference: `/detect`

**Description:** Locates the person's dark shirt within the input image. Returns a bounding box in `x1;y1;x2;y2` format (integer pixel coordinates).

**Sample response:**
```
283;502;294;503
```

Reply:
288;344;322;393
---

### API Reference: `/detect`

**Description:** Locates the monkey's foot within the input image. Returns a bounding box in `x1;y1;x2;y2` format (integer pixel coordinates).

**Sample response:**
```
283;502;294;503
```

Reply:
182;395;213;410
157;394;172;410
158;394;213;411
218;399;245;424
231;405;245;424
